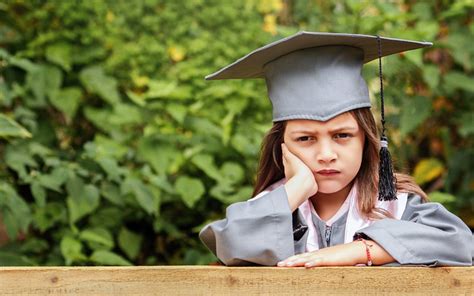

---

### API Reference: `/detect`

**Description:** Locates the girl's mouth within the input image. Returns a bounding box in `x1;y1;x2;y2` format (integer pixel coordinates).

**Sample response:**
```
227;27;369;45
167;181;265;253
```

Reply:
316;169;340;176
318;172;339;176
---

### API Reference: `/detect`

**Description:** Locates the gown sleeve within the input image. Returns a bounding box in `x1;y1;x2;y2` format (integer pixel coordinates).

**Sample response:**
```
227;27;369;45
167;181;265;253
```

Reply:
198;185;297;266
354;194;473;266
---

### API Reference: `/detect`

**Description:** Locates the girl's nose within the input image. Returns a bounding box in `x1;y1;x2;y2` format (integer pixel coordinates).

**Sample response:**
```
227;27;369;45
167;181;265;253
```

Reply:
316;142;337;163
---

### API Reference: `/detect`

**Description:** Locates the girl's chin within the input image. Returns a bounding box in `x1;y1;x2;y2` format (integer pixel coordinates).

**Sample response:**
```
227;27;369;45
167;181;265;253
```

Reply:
317;187;342;194
316;180;352;194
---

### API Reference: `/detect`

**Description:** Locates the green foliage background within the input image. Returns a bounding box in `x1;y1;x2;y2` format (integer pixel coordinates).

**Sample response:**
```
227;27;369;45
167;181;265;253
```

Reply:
0;0;472;266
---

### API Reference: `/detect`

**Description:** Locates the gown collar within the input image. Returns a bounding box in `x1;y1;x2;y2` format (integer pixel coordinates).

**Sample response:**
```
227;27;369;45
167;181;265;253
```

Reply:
308;182;355;226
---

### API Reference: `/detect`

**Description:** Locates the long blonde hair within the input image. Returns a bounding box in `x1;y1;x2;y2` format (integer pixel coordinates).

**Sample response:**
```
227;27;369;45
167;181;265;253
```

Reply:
252;107;428;220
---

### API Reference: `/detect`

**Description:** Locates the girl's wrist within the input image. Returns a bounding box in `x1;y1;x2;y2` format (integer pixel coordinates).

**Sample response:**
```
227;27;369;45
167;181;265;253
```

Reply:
291;173;316;195
284;175;313;211
353;239;373;266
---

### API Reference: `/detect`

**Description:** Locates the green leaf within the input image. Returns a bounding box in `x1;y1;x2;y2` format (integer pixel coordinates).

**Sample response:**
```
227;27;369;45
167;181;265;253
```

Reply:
231;133;260;156
412;2;433;21
19;238;49;254
422;65;440;90
45;42;72;71
7;55;36;72
79;66;120;104
0;80;13;106
0;114;31;138
145;80;177;99
0;251;37;266
100;181;124;206
65;172;84;197
210;184;253;204
122;178;160;215
79;227;114;249
83;107;115;132
428;191;456;204
33;202;65;232
37;167;68;192
199;84;234;100
133;182;159;215
414;20;439;41
445;31;473;70
2;209;19;241
224;97;249;113
413;158;445;185
144;80;192;100
166;103;187;124
186;117;221;137
457;112;474;137
71;45;107;64
26;64;62;106
49;87;82;122
443;71;474;93
191;154;222;182
109;103;143;125
404;50;423;68
29;142;53;157
4;144;36;178
148;174;175;195
90;250;132;266
400;96;431;136
31;182;46;207
175;176;205;208
126;90;146;106
118;227;143;260
88;207;124;229
137;138;179;175
88;135;129;159
96;157;122;182
60;236;87;265
220;162;244;185
0;182;32;239
66;176;100;223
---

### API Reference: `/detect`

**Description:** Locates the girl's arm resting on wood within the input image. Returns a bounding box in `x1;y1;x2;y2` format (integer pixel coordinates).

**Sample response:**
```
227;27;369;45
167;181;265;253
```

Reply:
352;239;395;266
353;194;473;266
277;238;395;267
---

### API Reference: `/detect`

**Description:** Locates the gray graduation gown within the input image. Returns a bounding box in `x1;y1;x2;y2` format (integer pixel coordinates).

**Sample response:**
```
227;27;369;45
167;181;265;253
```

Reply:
199;185;474;266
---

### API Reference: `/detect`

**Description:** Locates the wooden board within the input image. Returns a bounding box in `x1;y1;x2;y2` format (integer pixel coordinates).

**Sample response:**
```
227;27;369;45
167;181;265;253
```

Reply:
0;266;472;295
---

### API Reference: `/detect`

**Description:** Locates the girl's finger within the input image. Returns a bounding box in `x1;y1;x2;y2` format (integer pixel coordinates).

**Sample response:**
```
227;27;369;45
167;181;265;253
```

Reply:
304;258;323;268
278;253;314;266
286;259;307;267
284;251;313;262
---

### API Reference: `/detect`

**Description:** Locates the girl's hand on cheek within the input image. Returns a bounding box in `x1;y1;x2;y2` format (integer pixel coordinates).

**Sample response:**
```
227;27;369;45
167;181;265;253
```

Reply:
281;143;318;197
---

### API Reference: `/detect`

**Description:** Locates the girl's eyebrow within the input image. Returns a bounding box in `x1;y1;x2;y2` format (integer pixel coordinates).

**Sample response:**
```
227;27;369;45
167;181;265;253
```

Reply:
290;126;358;134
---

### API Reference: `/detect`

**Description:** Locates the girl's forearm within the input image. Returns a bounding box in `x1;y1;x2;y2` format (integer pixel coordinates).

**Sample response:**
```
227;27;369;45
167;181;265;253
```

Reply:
353;239;396;266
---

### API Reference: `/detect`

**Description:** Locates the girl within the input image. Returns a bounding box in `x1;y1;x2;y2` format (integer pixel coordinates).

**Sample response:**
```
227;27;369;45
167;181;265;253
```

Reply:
199;32;473;267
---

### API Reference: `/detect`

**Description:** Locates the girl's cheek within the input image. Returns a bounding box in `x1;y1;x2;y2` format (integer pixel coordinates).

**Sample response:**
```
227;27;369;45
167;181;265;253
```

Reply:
300;153;316;168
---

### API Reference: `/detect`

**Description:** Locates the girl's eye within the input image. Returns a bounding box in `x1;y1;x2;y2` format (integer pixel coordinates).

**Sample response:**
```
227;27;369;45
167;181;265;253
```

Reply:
297;136;314;142
296;134;352;142
334;133;352;139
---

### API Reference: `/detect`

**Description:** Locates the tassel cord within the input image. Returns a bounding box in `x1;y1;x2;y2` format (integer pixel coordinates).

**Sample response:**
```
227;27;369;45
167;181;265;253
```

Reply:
376;35;397;201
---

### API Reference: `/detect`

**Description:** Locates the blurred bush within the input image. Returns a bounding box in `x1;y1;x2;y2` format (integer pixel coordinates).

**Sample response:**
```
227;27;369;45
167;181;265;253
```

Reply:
0;0;472;266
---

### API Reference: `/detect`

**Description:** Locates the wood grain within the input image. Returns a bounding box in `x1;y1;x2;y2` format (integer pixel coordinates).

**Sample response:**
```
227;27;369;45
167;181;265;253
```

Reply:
0;266;472;295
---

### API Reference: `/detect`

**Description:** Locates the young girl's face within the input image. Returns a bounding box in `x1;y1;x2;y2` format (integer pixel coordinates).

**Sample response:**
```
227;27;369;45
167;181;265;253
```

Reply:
283;112;365;194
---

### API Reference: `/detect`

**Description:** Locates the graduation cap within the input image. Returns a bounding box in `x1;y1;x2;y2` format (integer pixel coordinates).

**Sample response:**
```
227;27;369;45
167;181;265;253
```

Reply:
205;31;432;201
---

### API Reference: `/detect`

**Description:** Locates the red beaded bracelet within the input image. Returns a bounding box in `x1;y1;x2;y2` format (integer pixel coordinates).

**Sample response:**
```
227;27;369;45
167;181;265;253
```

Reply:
357;238;373;266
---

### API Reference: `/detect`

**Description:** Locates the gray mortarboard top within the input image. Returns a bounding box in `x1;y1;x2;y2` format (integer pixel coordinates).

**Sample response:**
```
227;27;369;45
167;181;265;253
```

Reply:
205;31;432;122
